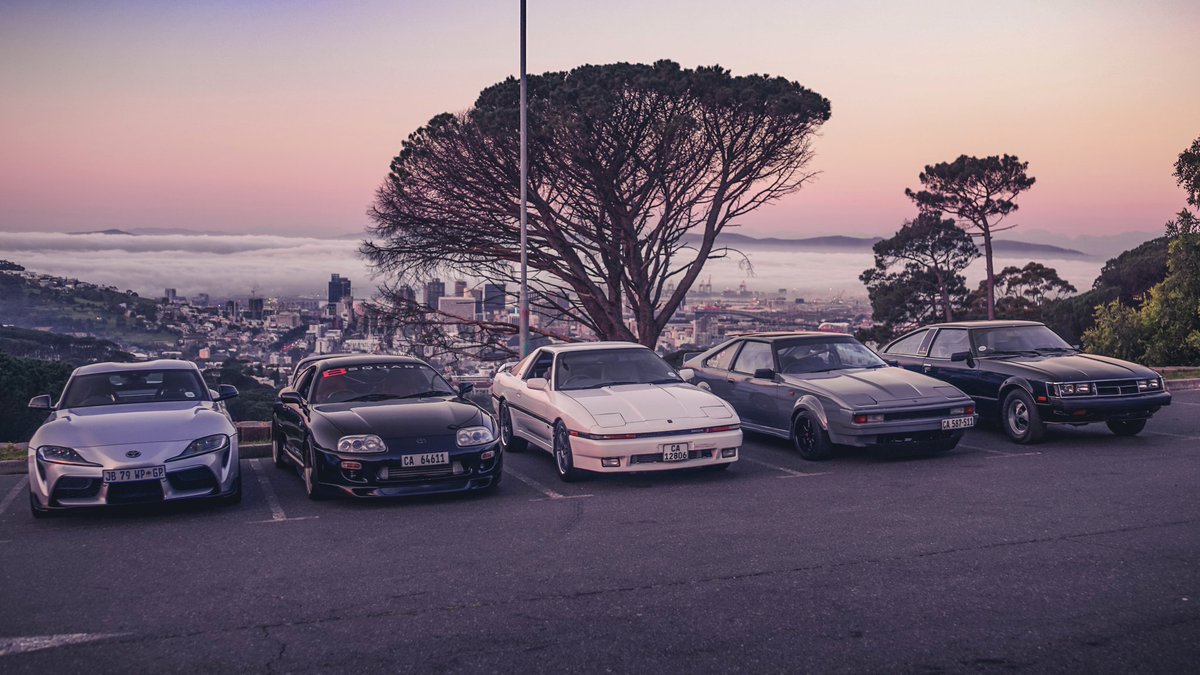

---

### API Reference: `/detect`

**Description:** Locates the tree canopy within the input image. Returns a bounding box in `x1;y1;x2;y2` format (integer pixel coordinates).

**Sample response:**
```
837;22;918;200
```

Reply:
363;60;831;352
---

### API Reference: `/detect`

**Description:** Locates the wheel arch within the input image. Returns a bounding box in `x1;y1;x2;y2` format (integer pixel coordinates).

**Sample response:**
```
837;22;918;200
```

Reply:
791;395;830;431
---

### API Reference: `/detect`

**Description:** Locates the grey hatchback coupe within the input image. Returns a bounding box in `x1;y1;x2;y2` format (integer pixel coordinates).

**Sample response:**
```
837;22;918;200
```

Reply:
684;332;977;460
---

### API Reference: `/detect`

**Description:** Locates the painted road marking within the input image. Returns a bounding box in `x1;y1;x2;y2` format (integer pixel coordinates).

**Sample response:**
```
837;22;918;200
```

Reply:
0;476;29;516
0;632;126;657
739;455;830;478
958;443;1041;458
504;466;592;501
247;459;318;524
1147;431;1200;441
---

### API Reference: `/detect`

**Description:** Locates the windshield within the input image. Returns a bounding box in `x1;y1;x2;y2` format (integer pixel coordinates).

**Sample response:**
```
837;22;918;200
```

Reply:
777;339;887;374
311;362;455;403
60;369;209;408
974;325;1073;355
555;348;683;390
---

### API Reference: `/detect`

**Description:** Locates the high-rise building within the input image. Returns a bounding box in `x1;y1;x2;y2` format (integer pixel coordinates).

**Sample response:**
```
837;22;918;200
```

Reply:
164;288;177;303
454;279;468;297
438;296;477;321
327;274;352;313
248;297;265;321
424;278;445;309
396;284;417;306
483;283;506;315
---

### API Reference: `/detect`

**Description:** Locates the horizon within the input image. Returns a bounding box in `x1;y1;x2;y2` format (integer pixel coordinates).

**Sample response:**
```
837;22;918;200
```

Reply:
2;1;1198;239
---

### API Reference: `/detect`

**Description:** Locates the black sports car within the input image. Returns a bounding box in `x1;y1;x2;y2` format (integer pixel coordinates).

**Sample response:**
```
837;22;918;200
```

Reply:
880;320;1171;443
272;355;502;498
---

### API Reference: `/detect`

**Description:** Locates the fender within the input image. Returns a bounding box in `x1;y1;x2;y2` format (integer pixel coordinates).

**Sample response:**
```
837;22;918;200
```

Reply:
999;376;1037;398
792;394;830;430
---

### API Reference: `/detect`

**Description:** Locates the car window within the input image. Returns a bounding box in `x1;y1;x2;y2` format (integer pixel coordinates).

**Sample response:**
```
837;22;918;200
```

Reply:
704;342;741;371
885;329;928;355
59;369;208;408
510;352;535;378
732;341;774;374
928;329;971;359
294;366;316;400
526;351;554;380
310;362;454;404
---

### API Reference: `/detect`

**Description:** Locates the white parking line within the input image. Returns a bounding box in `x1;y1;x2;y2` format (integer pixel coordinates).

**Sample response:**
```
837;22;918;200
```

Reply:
958;443;1042;458
247;459;318;524
0;632;126;657
504;466;593;501
1147;431;1200;441
1169;401;1200;406
739;455;830;478
0;476;29;516
983;451;1042;459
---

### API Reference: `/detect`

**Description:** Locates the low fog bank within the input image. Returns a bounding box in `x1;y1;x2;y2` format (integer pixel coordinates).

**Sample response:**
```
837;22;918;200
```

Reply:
0;231;1104;301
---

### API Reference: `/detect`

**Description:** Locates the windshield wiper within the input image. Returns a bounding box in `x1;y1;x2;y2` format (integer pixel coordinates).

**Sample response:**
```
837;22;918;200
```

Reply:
396;390;453;399
1034;347;1078;354
345;393;404;402
982;349;1040;357
647;378;681;385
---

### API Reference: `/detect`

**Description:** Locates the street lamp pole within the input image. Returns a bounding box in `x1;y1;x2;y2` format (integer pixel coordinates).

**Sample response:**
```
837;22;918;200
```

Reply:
518;0;530;357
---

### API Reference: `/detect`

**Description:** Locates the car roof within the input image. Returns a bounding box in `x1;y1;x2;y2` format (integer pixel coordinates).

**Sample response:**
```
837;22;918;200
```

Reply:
311;354;427;369
538;342;648;353
72;359;200;376
921;320;1045;329
736;331;854;341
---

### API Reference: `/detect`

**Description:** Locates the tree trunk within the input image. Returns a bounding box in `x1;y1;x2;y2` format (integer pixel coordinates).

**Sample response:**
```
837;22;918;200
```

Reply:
982;228;996;320
937;271;953;322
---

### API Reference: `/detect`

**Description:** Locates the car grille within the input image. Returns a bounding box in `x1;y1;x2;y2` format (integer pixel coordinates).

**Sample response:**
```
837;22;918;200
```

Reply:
1092;379;1141;396
629;449;713;465
106;480;165;505
378;462;465;481
884;407;965;421
167;467;219;492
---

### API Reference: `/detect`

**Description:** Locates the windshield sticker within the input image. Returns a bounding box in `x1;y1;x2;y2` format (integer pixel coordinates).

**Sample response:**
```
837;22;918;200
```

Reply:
323;368;348;378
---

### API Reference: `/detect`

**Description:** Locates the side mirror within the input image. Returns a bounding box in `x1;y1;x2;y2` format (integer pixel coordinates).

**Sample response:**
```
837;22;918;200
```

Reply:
279;389;304;406
526;377;548;391
678;368;695;382
28;394;53;410
458;382;475;397
753;368;776;380
883;359;899;367
214;384;239;401
950;351;972;363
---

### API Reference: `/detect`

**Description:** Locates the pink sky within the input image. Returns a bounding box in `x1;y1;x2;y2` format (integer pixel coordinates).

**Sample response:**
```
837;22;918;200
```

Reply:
1;0;1197;238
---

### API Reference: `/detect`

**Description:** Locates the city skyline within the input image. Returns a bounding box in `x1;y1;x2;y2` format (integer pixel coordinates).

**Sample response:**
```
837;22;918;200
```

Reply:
2;1;1198;239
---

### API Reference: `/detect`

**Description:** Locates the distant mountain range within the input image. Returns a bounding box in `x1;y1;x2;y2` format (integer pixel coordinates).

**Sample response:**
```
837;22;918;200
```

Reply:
63;226;1090;258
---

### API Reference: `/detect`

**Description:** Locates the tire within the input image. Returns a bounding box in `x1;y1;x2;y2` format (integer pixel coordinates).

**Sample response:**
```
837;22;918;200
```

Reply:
303;443;332;500
1107;419;1147;436
792;411;834;461
272;426;289;469
29;490;56;519
553;421;585;482
219;471;243;506
1002;389;1045;444
499;402;527;453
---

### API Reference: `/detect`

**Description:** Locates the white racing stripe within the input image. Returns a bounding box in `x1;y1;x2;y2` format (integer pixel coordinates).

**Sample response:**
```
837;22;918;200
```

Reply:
504;466;592;501
0;632;125;657
739;455;829;478
0;476;29;516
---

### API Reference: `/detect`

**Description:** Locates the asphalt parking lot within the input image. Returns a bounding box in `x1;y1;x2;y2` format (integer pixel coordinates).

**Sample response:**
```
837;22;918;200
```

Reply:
1;391;1198;673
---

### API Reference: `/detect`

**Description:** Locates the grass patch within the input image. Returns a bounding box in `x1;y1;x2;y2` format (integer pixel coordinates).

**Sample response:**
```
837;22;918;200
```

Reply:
0;444;27;461
1161;368;1200;380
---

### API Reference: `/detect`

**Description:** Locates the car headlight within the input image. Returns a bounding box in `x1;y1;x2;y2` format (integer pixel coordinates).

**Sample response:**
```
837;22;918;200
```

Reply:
36;445;99;466
337;434;386;453
456;426;495;447
170;433;231;460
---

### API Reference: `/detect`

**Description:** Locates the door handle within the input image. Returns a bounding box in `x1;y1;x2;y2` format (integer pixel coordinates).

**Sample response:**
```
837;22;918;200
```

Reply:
922;365;933;372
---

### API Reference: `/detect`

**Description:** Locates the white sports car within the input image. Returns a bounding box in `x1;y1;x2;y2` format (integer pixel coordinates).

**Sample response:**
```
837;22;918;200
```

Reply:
491;342;742;481
26;359;242;517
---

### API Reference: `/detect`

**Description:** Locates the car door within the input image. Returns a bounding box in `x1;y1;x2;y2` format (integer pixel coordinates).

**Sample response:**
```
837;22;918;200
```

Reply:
728;340;779;429
279;366;316;458
693;341;742;401
511;349;555;447
922;328;975;392
881;329;932;372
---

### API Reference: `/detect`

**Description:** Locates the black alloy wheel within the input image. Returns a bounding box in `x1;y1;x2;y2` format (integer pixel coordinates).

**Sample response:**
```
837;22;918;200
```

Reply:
1106;419;1147;436
1002;389;1045;444
792;411;833;461
553;421;584;482
499;402;527;452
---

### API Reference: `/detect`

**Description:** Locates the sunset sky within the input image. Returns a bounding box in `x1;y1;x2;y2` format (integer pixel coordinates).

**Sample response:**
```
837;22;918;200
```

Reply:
1;0;1197;239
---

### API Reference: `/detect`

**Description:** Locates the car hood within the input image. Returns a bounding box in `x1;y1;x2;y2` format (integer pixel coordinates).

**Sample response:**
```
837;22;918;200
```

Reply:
314;397;486;438
562;384;735;426
35;402;234;449
782;367;969;407
984;353;1158;381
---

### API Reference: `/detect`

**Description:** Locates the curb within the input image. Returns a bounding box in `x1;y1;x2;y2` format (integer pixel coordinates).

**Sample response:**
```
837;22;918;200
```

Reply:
1166;378;1200;392
0;444;272;476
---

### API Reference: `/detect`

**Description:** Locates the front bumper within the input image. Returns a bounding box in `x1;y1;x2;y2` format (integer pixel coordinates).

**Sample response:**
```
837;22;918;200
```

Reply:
312;441;503;497
565;429;741;473
28;441;240;511
828;412;977;449
1041;391;1171;424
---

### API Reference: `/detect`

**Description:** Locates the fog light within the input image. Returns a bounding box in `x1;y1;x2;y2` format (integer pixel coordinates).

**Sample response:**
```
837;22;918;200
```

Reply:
721;447;738;458
340;460;362;470
480;450;495;460
601;457;620;468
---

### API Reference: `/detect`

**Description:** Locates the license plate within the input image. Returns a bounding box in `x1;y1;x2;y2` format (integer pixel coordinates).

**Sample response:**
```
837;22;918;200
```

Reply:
662;443;690;462
401;452;449;467
103;466;166;483
942;416;975;430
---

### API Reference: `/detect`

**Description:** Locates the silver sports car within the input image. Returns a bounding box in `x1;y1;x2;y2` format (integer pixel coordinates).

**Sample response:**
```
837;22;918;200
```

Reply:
26;359;242;517
685;332;977;460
